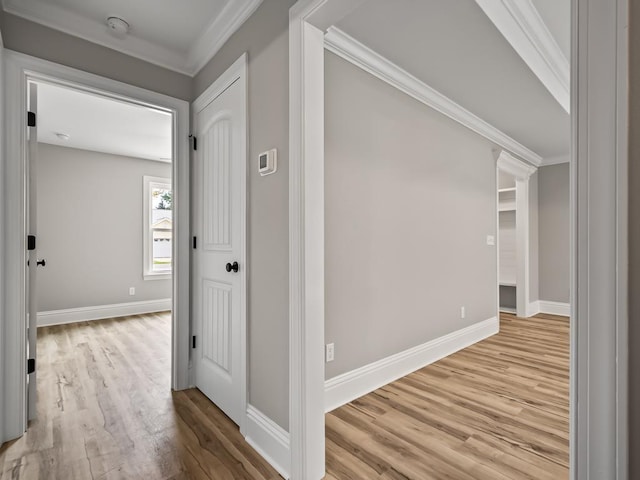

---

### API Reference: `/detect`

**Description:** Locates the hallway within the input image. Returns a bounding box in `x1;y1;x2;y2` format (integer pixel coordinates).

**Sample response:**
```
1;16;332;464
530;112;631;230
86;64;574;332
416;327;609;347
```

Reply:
325;313;570;480
0;313;279;479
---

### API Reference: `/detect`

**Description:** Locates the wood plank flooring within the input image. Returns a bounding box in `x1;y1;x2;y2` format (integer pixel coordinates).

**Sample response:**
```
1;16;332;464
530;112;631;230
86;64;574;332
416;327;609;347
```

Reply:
1;312;569;479
325;313;570;480
0;313;281;480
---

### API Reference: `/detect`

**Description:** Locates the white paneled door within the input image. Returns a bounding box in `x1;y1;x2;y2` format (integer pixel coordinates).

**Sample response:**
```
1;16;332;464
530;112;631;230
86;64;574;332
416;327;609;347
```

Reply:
192;58;246;428
27;82;39;421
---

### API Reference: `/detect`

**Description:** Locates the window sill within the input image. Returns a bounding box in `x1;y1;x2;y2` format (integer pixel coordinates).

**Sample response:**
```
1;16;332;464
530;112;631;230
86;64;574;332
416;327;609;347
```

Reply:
144;272;172;281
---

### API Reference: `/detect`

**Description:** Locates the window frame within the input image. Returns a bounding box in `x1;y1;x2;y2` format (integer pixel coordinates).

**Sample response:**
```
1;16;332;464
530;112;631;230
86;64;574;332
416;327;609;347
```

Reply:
143;175;172;280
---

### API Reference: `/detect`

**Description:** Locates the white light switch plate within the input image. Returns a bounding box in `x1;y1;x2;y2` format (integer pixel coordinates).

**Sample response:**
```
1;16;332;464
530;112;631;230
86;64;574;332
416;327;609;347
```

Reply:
486;235;495;246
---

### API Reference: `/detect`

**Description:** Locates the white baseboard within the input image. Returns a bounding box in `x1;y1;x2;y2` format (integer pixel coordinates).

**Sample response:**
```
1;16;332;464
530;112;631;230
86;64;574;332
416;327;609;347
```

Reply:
538;300;570;317
37;298;172;327
245;405;290;479
527;301;541;317
324;317;499;413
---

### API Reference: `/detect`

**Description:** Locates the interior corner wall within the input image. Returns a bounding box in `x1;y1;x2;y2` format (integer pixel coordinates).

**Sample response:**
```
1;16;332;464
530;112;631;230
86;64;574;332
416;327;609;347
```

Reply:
529;171;539;304
0;12;191;101
628;1;640;475
324;51;497;379
36;143;172;312
538;163;570;304
193;0;297;432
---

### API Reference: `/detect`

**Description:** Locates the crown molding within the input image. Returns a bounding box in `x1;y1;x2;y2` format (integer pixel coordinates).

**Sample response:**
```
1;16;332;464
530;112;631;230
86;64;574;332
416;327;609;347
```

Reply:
541;153;570;166
1;0;262;76
186;0;262;75
497;150;537;179
324;27;543;167
1;0;189;74
474;0;570;114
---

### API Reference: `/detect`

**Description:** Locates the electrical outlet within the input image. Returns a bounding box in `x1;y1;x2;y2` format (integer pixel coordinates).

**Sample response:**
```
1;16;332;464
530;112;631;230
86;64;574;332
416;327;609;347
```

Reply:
486;235;495;246
129;287;135;296
460;306;466;319
326;343;335;362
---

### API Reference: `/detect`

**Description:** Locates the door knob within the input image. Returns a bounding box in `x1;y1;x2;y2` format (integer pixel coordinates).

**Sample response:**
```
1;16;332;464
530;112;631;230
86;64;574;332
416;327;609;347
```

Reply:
36;259;46;267
225;261;239;273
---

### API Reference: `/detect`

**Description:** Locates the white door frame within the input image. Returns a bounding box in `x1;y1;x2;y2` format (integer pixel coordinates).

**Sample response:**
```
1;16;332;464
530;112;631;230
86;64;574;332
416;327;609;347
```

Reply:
0;27;6;446
289;1;629;480
0;49;191;443
496;150;537;318
191;53;248;435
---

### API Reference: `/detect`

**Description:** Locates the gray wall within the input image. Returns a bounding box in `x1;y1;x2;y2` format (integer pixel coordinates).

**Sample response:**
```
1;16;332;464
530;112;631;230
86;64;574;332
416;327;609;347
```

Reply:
324;52;497;379
37;143;172;311
193;0;296;431
0;12;191;101
538;163;570;303
629;1;640;475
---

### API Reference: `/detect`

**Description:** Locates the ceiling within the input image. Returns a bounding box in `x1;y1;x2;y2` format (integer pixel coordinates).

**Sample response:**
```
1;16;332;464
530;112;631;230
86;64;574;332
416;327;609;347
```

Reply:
36;82;172;162
336;0;571;162
10;0;570;165
1;0;263;75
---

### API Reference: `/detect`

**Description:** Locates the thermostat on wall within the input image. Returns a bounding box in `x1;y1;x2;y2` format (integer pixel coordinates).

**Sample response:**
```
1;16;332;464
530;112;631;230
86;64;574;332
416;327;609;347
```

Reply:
259;149;277;176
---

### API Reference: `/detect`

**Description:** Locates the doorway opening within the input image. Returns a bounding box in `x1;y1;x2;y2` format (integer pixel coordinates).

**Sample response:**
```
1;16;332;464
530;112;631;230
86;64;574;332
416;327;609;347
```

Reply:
26;78;176;418
0;51;190;443
285;0;621;478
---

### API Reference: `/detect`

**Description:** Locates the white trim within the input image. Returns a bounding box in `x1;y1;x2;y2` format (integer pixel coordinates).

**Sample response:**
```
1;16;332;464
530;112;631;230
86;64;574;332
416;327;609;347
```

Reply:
143;175;172;279
0;30;5;445
289;2;329;478
1;50;190;443
572;0;628;477
187;0;263;75
497;150;537;179
1;0;261;76
614;1;629;476
515;176;531;317
499;307;517;314
324;26;544;167
245;405;291;480
527;300;541;317
542;153;571;166
37;299;172;327
497;150;537;318
474;0;570;113
538;300;570;317
325;317;499;413
1;0;186;75
192;53;247;112
191;52;248;435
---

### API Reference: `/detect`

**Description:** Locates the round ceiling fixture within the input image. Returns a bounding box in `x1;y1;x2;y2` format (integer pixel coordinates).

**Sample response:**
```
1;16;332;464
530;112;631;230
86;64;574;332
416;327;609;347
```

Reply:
106;16;130;36
55;133;70;141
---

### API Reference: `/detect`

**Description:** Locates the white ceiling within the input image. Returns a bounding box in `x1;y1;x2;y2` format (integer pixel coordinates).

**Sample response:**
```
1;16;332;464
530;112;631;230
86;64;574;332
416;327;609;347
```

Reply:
336;0;570;161
36;82;172;162
1;0;263;75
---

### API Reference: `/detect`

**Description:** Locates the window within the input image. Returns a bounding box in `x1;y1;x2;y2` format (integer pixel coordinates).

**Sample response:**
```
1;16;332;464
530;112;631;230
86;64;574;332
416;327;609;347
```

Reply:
143;176;172;280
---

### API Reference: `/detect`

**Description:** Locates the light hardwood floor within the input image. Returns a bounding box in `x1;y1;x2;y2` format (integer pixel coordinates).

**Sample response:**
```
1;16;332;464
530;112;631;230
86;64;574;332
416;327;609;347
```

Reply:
0;313;281;480
1;312;569;479
325;312;570;480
